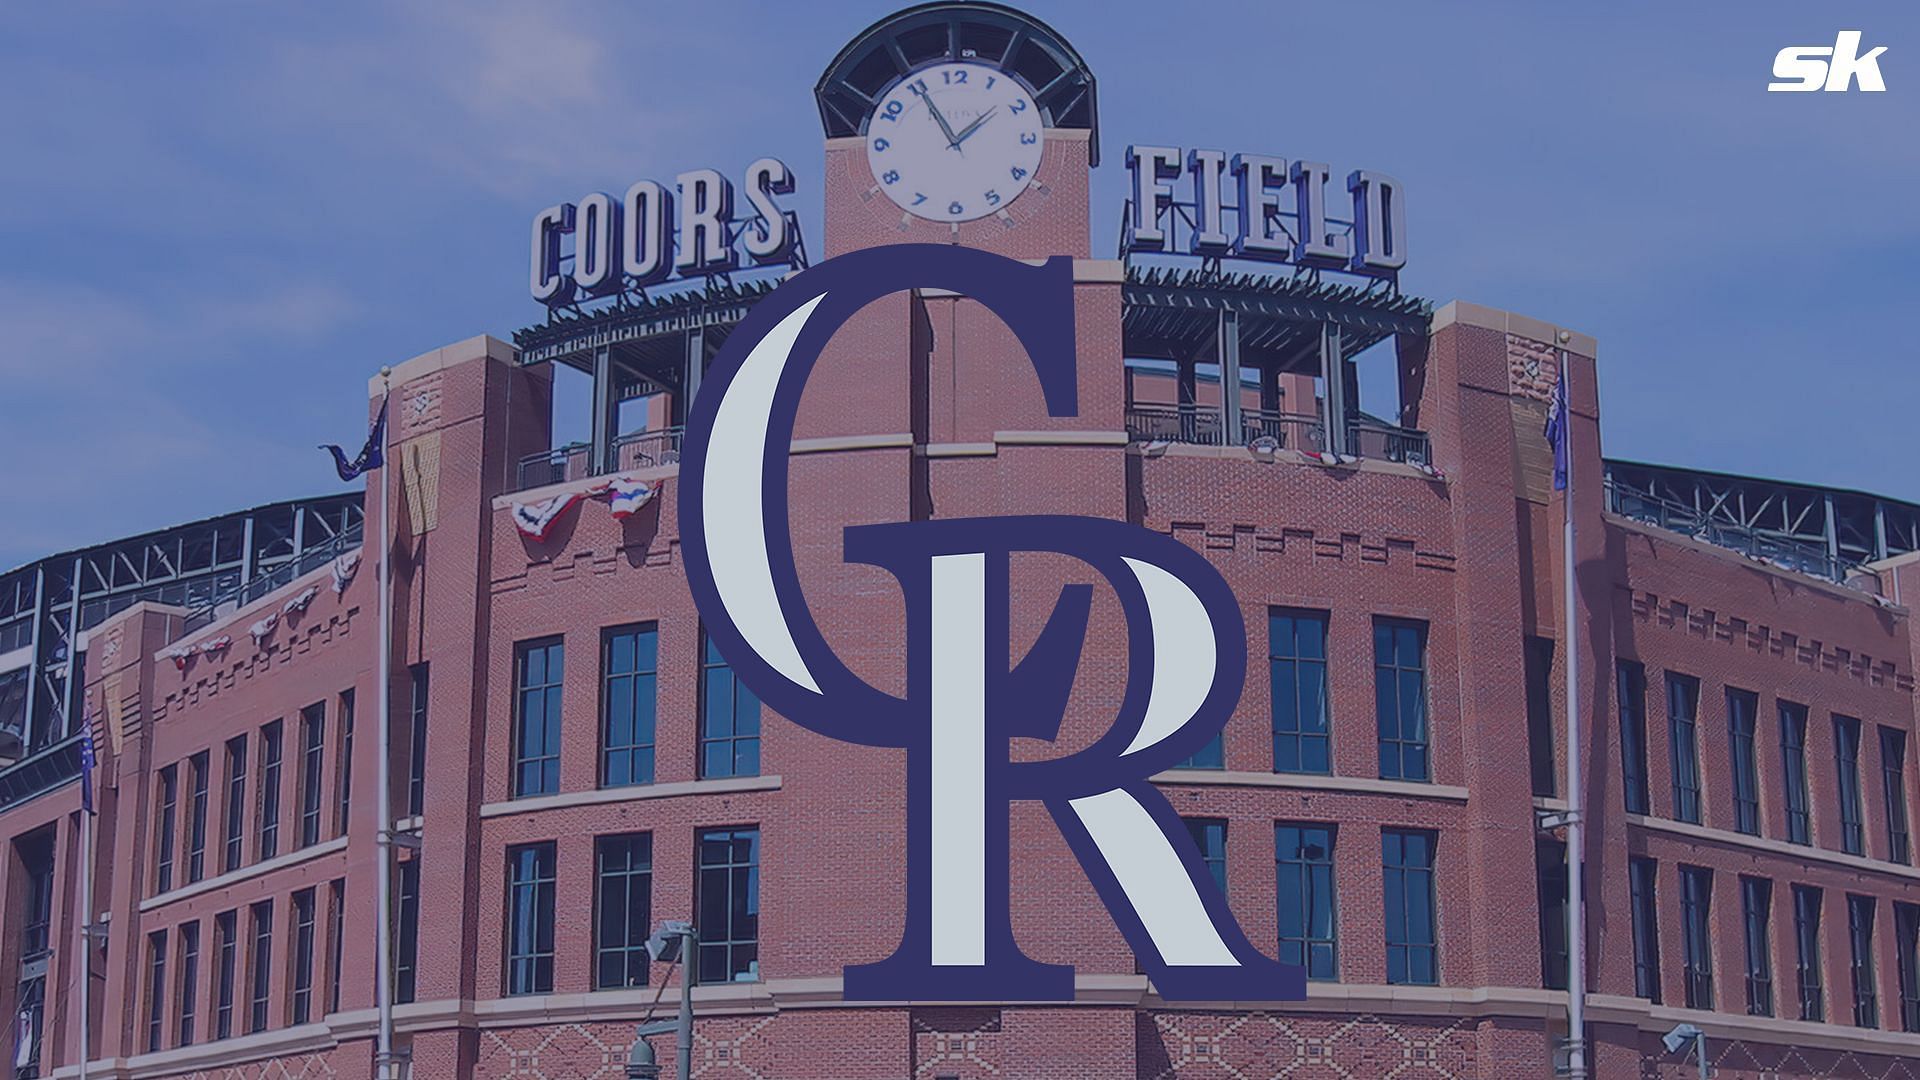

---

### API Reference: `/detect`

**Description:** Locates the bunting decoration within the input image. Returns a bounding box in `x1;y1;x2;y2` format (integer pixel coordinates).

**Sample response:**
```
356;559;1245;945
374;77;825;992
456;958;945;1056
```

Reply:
331;552;361;595
511;492;583;540
199;635;232;656
606;476;658;520
284;585;320;615
1304;450;1358;467
248;611;279;645
163;645;195;672
1412;461;1446;481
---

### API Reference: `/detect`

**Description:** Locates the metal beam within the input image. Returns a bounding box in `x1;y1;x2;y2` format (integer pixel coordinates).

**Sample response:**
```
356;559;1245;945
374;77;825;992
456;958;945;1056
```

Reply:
1217;310;1241;446
1321;322;1347;457
590;345;616;475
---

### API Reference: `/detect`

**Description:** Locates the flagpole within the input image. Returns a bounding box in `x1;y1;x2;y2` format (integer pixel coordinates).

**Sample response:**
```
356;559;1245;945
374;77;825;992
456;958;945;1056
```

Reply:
373;368;398;1079
1559;344;1589;1079
76;792;91;1080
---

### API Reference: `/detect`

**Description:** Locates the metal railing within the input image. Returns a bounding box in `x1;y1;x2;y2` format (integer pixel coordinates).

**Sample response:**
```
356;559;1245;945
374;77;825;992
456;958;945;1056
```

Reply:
1126;403;1431;465
515;427;685;492
1605;479;1849;583
180;524;364;634
0;734;83;813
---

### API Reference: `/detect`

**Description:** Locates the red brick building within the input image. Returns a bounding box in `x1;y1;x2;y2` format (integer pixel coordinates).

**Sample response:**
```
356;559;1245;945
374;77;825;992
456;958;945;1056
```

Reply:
5;4;1920;1078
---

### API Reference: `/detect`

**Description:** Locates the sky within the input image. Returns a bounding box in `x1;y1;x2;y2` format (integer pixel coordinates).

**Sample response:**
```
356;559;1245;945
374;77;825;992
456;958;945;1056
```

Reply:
0;2;1914;569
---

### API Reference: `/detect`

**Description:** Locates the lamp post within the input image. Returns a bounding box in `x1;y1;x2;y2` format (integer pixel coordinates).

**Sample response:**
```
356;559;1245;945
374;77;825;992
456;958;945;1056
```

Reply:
634;920;697;1080
1663;1022;1708;1080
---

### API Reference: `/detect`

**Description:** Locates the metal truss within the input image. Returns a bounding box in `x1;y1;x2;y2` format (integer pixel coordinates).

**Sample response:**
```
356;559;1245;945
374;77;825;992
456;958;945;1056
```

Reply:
0;493;363;792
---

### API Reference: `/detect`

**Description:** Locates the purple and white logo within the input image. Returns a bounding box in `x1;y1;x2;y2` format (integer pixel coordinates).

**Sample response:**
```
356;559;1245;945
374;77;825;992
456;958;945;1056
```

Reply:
679;244;1303;1002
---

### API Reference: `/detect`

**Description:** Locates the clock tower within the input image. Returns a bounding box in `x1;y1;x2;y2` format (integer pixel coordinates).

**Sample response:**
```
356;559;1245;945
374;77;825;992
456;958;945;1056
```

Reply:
815;2;1100;260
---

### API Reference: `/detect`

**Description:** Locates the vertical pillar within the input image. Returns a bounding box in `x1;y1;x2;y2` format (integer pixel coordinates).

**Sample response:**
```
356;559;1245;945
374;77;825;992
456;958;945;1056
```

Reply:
21;567;44;752
589;345;615;475
1258;362;1279;415
683;325;706;423
1824;491;1840;573
59;557;81;739
1217;309;1242;445
1175;355;1198;443
239;516;256;586
1321;322;1347;457
1875;501;1889;561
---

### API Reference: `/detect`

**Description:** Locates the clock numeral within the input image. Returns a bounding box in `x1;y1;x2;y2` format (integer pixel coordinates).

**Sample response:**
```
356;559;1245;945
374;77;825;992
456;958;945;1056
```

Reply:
1010;98;1028;114
1019;132;1038;145
1010;166;1028;181
872;137;890;152
943;69;968;84
909;78;929;95
881;169;900;185
986;75;997;89
948;201;965;216
986;190;1001;206
912;192;927;206
882;100;903;121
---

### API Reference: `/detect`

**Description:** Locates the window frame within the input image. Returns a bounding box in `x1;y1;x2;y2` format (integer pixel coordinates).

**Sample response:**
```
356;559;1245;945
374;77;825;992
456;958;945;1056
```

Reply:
1740;875;1774;1017
698;632;763;780
1618;661;1651;815
257;720;283;861
297;702;326;848
176;919;200;1048
1269;608;1332;776
1666;673;1702;825
1381;828;1438;986
1848;893;1879;1029
512;638;566;799
222;735;248;874
1679;864;1714;1010
505;841;558;995
1628;856;1662;1003
1373;618;1430;783
1835;715;1866;857
599;624;660;789
593;832;655;990
247;900;273;1035
1881;726;1911;866
1726;688;1761;836
696;825;762;984
1780;701;1812;845
1792;884;1825;1022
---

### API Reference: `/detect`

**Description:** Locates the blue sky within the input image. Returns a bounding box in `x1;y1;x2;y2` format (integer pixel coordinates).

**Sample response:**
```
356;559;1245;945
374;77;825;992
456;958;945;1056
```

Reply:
0;2;1914;569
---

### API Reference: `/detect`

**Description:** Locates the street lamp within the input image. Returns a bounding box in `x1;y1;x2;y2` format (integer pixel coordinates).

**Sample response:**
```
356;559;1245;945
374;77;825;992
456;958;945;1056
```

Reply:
626;921;698;1080
1662;1022;1707;1080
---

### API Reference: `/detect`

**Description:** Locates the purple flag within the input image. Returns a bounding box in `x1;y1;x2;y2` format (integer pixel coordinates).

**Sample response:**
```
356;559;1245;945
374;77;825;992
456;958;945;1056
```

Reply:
1544;365;1569;491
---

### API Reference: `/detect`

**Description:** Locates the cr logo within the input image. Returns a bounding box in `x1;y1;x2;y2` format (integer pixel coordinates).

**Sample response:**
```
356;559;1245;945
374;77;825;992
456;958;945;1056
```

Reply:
678;244;1303;1002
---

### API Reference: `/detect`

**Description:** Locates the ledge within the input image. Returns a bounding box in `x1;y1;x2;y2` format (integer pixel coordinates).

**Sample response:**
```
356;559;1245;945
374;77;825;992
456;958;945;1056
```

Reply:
1607;513;1897;611
1132;440;1447;485
138;836;348;913
1626;813;1920;882
479;774;783;818
1153;769;1470;804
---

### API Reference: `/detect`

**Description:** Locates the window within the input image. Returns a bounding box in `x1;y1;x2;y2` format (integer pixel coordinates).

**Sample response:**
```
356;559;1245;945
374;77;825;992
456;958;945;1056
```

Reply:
154;764;178;893
1628;857;1662;1003
505;842;557;994
1895;901;1920;1033
1666;674;1702;824
1536;838;1568;990
185;751;210;883
1276;823;1336;980
1780;701;1812;845
1618;662;1651;814
1881;727;1911;865
335;689;354;837
222;735;247;873
1270;609;1330;775
1848;893;1878;1028
1382;829;1437;985
396;859;420;1003
248;900;273;1034
700;633;762;779
214;910;237;1039
1792;885;1823;1021
407;663;428;817
1727;689;1760;835
258;720;283;861
696;827;761;983
1524;637;1555;797
290;887;316;1024
1679;865;1713;1009
1373;619;1429;782
177;920;200;1047
1741;876;1774;1016
298;702;325;847
513;639;564;798
595;833;654;989
601;626;659;787
327;879;346;1014
1177;733;1224;770
1185;818;1227;892
1836;715;1866;856
17;831;54;960
145;929;168;1052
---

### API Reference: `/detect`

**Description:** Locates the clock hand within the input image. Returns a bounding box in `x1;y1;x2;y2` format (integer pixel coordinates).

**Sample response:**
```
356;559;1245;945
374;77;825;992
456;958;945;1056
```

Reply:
914;86;962;147
948;105;998;148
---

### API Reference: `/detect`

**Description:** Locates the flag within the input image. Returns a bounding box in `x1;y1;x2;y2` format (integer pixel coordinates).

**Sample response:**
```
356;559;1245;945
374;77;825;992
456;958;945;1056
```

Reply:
13;1009;30;1069
249;611;279;645
607;476;657;520
331;552;361;595
79;697;98;814
321;397;388;482
1544;364;1570;491
511;492;583;540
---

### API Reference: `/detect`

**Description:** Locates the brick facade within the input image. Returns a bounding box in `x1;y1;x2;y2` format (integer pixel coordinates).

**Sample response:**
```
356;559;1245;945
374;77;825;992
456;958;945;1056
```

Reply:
4;9;1919;1080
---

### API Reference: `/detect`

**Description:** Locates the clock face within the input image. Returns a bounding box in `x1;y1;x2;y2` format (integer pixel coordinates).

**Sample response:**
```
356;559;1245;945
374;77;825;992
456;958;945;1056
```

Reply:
866;61;1044;223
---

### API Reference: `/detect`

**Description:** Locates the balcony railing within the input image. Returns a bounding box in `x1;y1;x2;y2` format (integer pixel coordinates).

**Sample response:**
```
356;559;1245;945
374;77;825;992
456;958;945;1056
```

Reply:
1125;404;1432;466
515;427;684;492
1605;479;1849;583
0;734;83;814
180;524;364;635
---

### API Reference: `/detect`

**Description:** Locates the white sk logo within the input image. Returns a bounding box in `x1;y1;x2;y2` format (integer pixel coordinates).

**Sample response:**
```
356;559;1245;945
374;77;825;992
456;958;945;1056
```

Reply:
1769;31;1888;92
